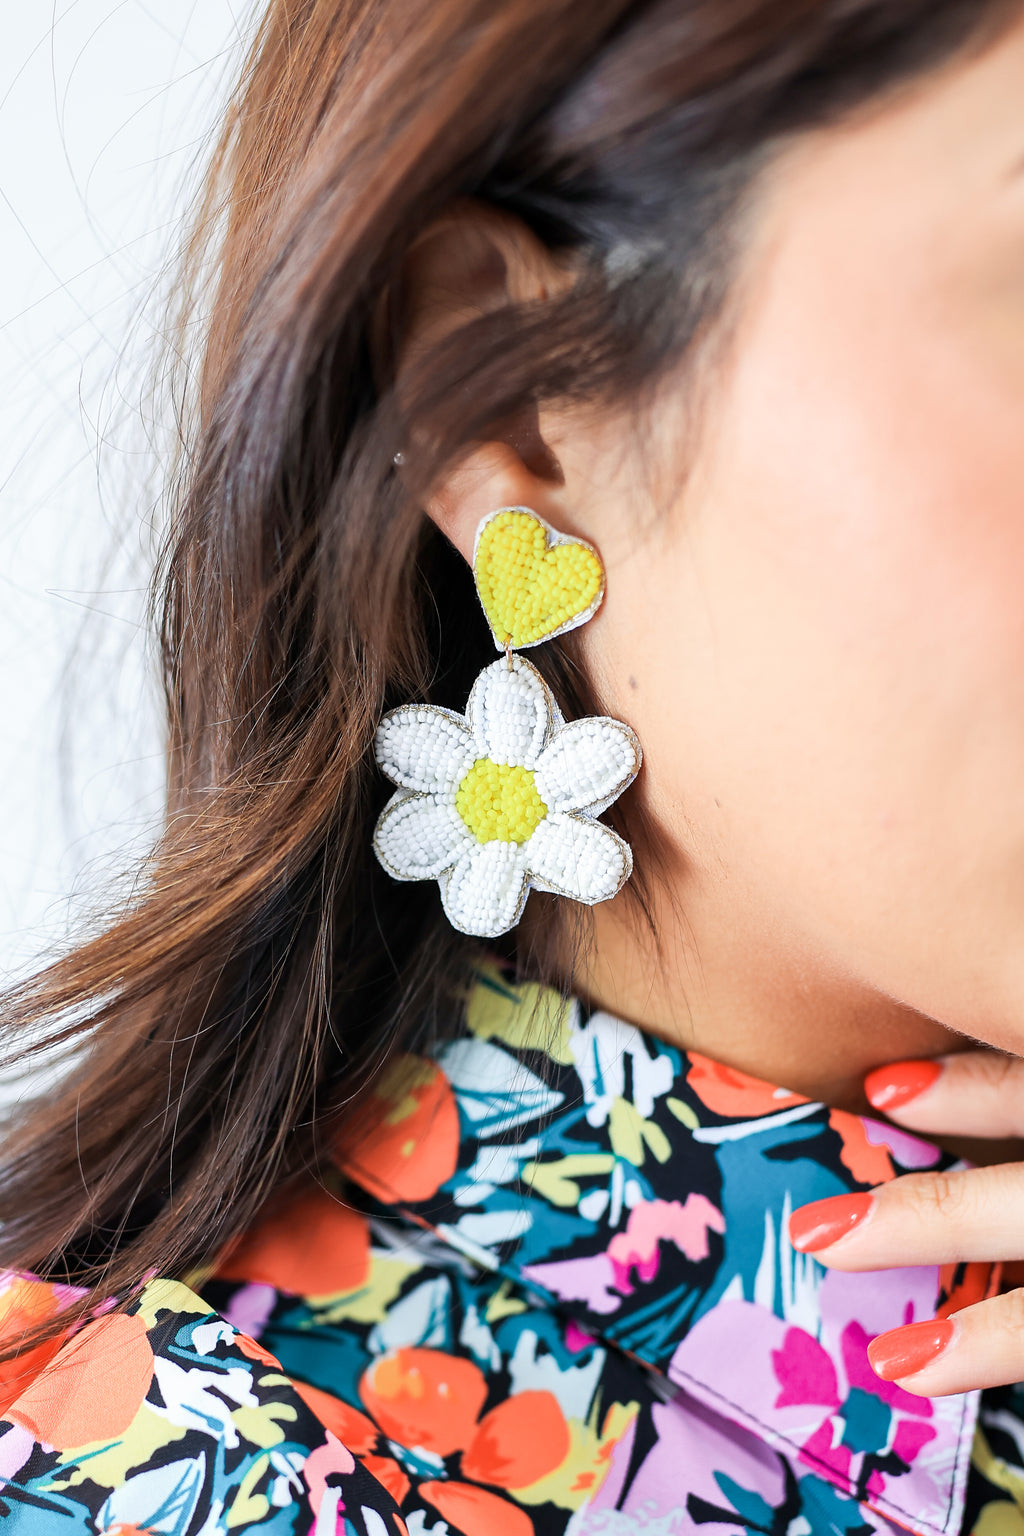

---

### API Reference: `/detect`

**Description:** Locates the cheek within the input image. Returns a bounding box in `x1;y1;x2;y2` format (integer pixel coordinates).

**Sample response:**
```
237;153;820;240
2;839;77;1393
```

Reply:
599;302;1024;1038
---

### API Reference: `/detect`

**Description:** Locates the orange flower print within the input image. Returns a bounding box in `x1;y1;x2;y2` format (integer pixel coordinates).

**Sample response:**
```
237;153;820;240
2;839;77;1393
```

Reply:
233;1330;284;1371
363;1452;412;1507
336;1056;460;1203
360;1347;487;1456
0;1278;66;1416
294;1380;380;1453
461;1390;570;1489
216;1183;370;1295
828;1109;896;1185
359;1353;573;1517
937;1259;998;1320
9;1312;154;1450
687;1054;809;1119
420;1479;534;1536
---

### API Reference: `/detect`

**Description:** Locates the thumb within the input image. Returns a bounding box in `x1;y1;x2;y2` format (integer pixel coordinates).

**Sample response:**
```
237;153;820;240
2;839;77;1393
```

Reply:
864;1050;1024;1139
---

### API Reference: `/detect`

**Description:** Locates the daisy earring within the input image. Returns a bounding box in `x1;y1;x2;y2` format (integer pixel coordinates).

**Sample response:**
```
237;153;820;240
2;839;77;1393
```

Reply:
372;507;642;937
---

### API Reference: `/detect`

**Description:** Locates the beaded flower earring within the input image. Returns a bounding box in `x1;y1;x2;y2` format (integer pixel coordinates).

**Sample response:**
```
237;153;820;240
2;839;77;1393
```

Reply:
372;507;641;937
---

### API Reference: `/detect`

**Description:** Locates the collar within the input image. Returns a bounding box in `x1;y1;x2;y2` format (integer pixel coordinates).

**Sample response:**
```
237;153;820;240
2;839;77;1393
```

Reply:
340;965;991;1536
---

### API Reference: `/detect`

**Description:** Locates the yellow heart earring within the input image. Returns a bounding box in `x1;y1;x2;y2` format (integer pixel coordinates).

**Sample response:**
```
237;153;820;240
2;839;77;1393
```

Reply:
473;507;605;649
373;508;641;937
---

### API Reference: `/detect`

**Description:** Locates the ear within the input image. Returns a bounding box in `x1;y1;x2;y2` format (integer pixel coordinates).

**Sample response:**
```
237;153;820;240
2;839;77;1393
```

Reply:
392;202;574;564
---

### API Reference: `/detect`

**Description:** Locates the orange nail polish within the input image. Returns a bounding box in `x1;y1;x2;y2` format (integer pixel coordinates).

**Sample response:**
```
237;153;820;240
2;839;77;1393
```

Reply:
864;1059;942;1113
867;1318;955;1381
789;1192;873;1253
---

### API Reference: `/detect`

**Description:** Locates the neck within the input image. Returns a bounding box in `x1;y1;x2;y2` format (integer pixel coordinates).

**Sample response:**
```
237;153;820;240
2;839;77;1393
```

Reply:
573;882;968;1116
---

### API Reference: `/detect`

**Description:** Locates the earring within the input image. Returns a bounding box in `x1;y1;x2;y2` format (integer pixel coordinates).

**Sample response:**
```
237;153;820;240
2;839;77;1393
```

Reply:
372;507;641;937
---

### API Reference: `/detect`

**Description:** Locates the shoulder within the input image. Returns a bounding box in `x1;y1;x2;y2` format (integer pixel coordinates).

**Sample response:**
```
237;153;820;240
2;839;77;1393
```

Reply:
0;1273;406;1535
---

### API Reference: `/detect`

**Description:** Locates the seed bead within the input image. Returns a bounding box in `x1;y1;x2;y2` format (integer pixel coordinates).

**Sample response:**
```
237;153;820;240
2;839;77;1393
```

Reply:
455;758;548;844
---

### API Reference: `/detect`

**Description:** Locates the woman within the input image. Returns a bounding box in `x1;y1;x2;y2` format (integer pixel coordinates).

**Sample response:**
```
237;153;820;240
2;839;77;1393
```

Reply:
4;0;1024;1530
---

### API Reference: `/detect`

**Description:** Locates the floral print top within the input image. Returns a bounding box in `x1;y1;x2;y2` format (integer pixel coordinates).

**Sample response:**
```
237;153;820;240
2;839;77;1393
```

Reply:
3;964;1024;1535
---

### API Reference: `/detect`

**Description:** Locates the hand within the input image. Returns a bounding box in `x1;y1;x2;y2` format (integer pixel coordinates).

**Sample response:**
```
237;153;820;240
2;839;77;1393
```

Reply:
788;1051;1024;1397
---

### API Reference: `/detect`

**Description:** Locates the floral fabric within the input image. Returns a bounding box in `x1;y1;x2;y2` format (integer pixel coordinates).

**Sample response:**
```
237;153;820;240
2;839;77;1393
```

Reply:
0;1275;405;1533
4;965;1024;1535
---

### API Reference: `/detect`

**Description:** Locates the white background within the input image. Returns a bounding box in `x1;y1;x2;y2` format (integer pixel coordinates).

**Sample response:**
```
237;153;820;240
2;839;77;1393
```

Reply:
0;2;252;992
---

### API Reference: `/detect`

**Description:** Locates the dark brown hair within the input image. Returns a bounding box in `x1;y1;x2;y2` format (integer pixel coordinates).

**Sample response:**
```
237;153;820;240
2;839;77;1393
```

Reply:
0;0;1016;1336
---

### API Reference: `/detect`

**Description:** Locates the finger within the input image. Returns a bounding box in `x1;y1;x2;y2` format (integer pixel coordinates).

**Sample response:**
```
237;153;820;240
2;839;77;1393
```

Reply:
864;1050;1024;1138
789;1161;1024;1268
867;1287;1024;1396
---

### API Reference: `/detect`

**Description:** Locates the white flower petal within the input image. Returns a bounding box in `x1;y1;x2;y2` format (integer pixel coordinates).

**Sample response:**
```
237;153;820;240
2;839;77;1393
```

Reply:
374;793;473;880
465;656;553;768
441;842;531;937
534;717;640;814
526;811;632;904
376;706;476;794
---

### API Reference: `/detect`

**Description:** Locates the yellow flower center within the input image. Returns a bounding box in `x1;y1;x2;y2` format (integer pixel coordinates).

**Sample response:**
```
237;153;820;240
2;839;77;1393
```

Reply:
455;758;548;844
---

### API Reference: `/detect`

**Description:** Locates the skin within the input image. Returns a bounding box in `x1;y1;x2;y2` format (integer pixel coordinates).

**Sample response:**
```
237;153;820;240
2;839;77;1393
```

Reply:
401;12;1024;1396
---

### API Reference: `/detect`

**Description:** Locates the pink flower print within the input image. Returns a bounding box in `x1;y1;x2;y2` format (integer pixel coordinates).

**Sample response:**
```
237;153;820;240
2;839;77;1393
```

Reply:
607;1195;725;1295
303;1432;356;1518
672;1284;964;1532
522;1252;623;1315
772;1328;839;1410
840;1319;935;1418
768;1314;935;1497
221;1281;277;1340
866;1468;886;1500
0;1424;35;1485
800;1420;853;1484
860;1116;942;1171
565;1320;596;1352
892;1418;938;1465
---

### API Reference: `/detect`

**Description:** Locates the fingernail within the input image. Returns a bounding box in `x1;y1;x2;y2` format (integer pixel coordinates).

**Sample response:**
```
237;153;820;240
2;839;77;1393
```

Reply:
864;1059;942;1113
867;1318;955;1381
789;1192;873;1253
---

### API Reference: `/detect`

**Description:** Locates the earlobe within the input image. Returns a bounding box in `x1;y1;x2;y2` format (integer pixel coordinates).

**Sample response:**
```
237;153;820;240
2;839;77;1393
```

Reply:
426;440;563;565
